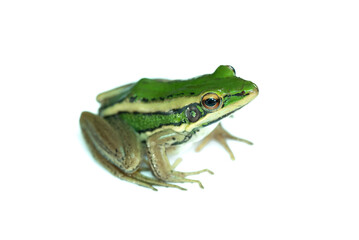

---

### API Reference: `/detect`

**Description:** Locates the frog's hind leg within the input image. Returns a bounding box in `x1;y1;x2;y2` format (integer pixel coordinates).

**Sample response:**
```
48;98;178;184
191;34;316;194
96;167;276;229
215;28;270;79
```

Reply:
80;112;186;191
88;142;185;190
195;123;253;160
80;112;143;173
80;121;157;190
84;133;185;190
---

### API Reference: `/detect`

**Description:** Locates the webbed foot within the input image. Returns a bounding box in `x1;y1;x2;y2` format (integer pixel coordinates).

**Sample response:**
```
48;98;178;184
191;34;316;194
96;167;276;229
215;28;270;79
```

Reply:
196;123;253;160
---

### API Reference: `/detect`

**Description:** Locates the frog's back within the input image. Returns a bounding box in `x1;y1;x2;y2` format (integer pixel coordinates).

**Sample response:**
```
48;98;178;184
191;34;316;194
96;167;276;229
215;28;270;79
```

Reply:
97;77;205;110
126;77;202;103
126;70;247;103
97;65;249;110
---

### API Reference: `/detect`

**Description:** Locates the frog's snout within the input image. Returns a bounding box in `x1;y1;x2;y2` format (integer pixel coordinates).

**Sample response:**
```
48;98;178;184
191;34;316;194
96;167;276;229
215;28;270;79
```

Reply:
249;83;259;97
253;83;259;92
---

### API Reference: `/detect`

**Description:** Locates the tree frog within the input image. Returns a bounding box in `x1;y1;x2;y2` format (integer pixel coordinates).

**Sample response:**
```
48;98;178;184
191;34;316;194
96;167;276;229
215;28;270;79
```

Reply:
80;65;258;190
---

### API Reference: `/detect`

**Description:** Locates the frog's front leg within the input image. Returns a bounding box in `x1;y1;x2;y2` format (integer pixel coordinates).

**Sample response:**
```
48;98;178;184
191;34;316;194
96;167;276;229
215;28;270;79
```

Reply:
147;130;213;188
196;123;253;160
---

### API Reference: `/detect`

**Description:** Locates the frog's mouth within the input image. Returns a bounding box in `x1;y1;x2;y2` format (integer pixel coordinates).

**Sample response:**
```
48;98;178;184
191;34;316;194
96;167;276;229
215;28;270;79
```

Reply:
188;87;259;131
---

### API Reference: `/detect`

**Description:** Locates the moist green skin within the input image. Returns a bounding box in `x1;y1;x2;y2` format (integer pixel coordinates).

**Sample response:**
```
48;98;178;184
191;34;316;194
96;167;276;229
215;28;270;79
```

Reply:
106;110;189;133
99;65;258;133
99;66;256;110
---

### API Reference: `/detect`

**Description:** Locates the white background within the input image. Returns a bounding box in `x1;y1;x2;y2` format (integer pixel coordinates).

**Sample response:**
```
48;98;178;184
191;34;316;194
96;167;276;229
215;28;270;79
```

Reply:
1;1;358;239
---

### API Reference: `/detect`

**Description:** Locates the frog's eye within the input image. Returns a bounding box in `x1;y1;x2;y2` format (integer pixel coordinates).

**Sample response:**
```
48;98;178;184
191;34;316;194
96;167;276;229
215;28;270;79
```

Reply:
201;93;222;111
228;65;236;75
213;65;236;77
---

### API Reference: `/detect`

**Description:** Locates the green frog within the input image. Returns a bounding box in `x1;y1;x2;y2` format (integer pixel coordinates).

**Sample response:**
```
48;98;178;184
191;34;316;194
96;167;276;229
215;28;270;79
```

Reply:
80;65;258;190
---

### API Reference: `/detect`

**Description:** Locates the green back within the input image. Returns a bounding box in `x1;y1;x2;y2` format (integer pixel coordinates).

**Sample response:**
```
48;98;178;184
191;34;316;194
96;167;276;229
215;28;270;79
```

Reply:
99;66;258;133
99;66;255;108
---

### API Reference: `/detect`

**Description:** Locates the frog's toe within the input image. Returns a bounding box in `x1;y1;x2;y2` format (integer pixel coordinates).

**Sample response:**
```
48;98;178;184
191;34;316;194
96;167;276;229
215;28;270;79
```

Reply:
197;123;253;160
132;172;187;190
165;170;215;189
180;169;214;176
179;178;205;189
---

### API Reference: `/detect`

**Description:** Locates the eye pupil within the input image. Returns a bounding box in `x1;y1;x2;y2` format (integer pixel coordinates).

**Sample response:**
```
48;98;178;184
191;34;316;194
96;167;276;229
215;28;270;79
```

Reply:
205;98;217;107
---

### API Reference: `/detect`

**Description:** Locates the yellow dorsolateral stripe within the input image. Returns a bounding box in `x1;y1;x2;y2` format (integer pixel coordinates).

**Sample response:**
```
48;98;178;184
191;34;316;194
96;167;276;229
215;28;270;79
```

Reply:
100;96;201;116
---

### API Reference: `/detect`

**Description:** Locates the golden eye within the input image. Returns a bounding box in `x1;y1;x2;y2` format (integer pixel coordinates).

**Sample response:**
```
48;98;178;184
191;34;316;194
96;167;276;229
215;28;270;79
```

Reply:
201;93;222;111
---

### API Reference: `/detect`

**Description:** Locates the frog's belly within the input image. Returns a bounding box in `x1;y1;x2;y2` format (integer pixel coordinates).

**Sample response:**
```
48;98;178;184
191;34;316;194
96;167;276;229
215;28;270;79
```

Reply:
167;122;219;156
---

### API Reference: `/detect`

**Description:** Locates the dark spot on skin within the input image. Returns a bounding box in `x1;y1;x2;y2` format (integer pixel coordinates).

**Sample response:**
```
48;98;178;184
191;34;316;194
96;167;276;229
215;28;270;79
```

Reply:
142;98;149;102
190;92;195;95
114;148;118;157
129;96;137;102
172;137;176;141
159;97;165;101
167;94;173;98
151;98;157;101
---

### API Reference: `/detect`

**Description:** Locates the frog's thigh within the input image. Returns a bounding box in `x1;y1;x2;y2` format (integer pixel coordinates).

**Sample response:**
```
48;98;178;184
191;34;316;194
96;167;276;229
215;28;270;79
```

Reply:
146;130;212;188
81;112;161;190
83;129;160;190
80;111;141;174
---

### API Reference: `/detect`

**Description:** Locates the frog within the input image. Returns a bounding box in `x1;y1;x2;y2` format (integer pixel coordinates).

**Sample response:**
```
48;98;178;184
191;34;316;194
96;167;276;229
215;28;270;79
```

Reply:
80;65;258;190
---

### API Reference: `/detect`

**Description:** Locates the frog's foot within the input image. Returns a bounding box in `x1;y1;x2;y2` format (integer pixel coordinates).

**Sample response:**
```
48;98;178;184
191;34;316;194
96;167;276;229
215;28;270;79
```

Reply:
195;123;253;160
93;150;186;191
150;165;214;189
136;158;213;189
175;168;215;188
81;122;184;191
131;172;187;191
155;170;211;189
168;156;215;189
168;159;214;188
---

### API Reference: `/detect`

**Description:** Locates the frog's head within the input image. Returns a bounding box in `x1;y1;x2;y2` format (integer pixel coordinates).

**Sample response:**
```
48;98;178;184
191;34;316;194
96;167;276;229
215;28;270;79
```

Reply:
185;65;258;130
